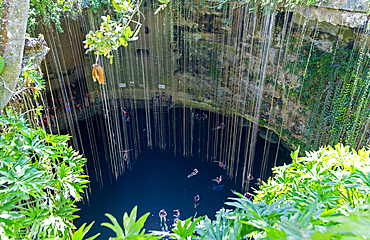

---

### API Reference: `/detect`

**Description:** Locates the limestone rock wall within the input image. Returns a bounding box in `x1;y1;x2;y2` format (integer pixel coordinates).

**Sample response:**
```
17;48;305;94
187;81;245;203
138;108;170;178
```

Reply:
40;0;370;151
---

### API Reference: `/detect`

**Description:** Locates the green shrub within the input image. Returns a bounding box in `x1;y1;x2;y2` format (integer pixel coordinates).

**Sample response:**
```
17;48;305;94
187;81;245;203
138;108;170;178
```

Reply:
0;109;89;239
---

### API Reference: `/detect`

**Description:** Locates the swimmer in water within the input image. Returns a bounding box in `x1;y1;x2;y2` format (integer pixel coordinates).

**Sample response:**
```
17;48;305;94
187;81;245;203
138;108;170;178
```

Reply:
247;173;254;181
214;161;226;169
244;192;253;201
194;195;200;208
256;178;262;187
212;175;223;184
120;149;132;161
173;209;180;219
187;168;199;178
172;209;180;227
200;112;208;120
212;123;225;130
159;209;168;231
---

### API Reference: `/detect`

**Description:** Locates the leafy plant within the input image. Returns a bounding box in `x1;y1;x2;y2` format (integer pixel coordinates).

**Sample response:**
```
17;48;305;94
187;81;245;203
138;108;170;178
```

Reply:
0;56;4;75
102;206;159;239
154;215;204;240
72;222;100;240
28;0;79;33
84;0;141;64
0;109;89;239
19;58;45;97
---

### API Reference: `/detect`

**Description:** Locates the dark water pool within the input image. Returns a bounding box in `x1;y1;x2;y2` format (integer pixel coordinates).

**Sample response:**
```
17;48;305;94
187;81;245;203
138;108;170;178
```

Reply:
73;107;291;239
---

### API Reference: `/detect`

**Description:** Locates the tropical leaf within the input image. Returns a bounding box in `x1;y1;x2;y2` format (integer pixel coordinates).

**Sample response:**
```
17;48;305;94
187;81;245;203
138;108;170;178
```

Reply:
112;0;122;11
0;56;4;75
103;207;159;240
72;222;100;240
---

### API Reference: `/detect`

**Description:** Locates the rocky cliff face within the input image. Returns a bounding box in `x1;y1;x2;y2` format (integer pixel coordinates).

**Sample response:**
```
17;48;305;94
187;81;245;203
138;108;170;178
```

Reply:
169;0;370;151
40;0;370;151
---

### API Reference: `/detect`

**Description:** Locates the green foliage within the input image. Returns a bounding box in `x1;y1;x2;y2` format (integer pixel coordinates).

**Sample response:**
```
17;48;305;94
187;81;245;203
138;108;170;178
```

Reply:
187;144;370;239
84;15;135;64
154;215;204;239
72;222;100;240
195;208;251;239
28;0;79;33
19;58;45;98
0;109;89;239
89;0;110;14
0;56;4;75
255;144;370;207
84;0;141;64
102;206;159;239
285;43;370;152
242;144;370;238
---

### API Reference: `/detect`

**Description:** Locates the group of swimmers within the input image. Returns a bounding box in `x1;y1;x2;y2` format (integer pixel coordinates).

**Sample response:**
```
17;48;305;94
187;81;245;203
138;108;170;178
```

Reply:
247;173;262;187
186;166;225;208
187;168;223;185
187;169;202;208
159;209;181;231
194;112;227;131
242;174;263;201
158;170;261;231
194;112;208;121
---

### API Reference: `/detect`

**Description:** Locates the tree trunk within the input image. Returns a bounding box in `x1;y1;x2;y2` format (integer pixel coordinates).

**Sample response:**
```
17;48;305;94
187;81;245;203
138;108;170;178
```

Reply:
0;0;29;110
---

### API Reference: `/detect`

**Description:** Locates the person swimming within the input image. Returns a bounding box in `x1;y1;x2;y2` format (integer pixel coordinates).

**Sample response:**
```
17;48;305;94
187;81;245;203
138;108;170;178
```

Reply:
173;209;180;219
194;195;200;208
244;192;253;201
173;209;180;225
200;112;208;120
187;168;199;178
120;149;133;161
212;123;225;130
123;108;128;118
173;218;179;227
159;209;168;231
214;161;226;169
212;175;223;184
256;178;263;187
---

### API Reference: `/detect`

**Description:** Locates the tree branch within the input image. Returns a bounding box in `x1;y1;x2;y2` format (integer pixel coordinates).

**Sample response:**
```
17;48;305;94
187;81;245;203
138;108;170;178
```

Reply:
0;0;29;110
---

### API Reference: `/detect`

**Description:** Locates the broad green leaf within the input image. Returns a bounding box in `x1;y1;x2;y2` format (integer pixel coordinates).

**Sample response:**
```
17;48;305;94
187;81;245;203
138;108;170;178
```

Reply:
0;56;4;75
311;231;334;240
266;227;286;239
102;213;124;236
123;26;132;40
112;0;122;11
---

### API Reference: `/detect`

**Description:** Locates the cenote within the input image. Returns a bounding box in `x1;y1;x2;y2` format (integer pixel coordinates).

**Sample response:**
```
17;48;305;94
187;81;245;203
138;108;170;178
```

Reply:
2;0;370;238
73;107;291;238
